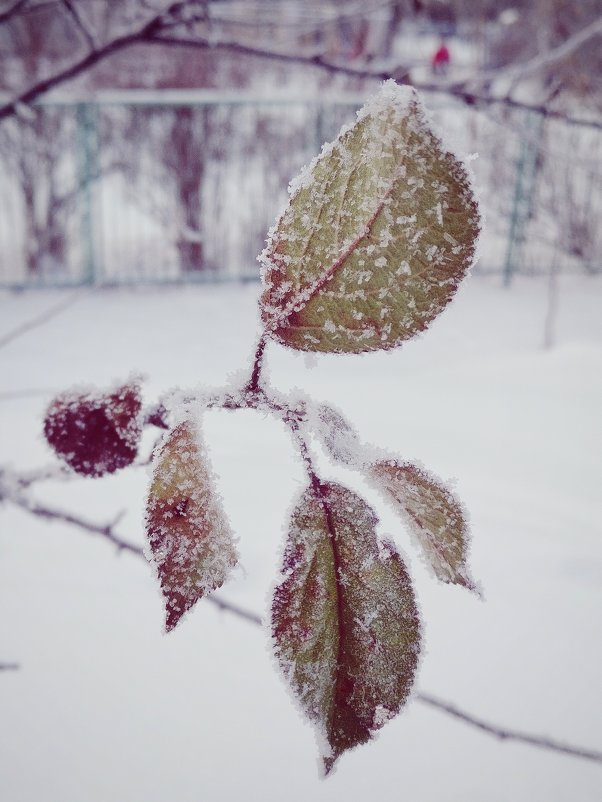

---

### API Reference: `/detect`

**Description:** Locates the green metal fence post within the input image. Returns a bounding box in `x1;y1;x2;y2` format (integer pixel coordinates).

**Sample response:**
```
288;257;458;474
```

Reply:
76;103;98;285
503;109;543;286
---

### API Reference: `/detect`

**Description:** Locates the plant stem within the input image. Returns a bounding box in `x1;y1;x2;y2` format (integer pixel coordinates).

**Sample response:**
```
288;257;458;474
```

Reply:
245;332;268;394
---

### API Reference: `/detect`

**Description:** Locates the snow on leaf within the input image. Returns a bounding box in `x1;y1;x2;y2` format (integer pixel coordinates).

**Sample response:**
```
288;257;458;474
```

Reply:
43;381;142;477
146;419;238;632
370;460;477;593
259;80;480;354
312;402;362;466
271;481;421;775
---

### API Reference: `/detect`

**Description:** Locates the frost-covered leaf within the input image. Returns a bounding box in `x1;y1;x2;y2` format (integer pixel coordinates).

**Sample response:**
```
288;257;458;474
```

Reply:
44;381;142;476
260;80;480;354
312;402;362;466
272;481;420;775
370;460;477;592
146;419;238;632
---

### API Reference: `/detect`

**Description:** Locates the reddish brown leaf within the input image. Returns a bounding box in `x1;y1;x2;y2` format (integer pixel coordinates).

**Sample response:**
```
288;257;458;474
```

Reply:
146;419;238;632
272;481;421;774
44;382;142;476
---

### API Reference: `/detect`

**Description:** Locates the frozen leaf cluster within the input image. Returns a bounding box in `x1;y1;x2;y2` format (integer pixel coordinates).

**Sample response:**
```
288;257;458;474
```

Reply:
42;82;481;777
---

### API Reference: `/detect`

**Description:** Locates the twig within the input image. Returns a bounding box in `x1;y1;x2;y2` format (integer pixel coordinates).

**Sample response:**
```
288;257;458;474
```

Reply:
1;18;601;132
149;35;602;132
60;0;97;51
482;15;602;98
0;661;20;671
2;485;261;624
12;493;145;556
0;289;88;350
0;1;189;122
0;0;28;26
416;692;602;765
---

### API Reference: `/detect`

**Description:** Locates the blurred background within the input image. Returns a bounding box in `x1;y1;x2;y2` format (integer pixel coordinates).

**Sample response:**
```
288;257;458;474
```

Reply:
0;0;600;287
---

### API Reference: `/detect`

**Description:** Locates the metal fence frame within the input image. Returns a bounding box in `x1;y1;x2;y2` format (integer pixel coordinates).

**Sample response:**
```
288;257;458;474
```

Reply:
0;90;600;290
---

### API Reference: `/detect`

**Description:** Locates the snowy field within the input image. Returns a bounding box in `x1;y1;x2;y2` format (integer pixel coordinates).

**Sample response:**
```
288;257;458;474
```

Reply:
1;273;601;801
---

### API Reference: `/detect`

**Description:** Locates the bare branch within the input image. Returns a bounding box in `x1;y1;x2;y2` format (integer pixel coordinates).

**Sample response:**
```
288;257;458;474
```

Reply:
0;0;193;122
0;289;88;350
0;0;29;26
501;15;602;97
1;482;261;624
0;661;20;670
60;0;97;51
150;33;411;83
10;491;145;556
1;11;601;131
416;693;602;765
149;35;602;132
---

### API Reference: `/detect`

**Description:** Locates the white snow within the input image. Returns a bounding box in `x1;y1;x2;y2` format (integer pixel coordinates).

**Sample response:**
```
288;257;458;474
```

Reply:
0;273;601;800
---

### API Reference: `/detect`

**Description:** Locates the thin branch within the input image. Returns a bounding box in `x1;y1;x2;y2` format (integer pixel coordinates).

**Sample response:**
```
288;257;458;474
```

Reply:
150;33;411;83
416;693;602;765
0;0;29;26
0;0;191;122
0;289;88;350
2;486;261;625
12;493;145;556
148;35;602;131
499;16;602;97
60;0;97;51
0;661;20;670
1;17;601;131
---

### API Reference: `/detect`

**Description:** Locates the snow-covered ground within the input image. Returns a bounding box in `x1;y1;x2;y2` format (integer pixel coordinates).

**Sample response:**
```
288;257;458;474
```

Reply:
1;273;601;801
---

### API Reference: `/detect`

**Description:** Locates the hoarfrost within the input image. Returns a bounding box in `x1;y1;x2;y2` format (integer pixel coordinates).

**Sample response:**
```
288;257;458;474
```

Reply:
259;80;480;354
146;416;238;632
271;482;421;774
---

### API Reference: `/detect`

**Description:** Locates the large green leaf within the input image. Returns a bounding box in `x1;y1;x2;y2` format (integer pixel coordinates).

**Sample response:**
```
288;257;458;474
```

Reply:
271;481;421;774
146;419;238;632
259;81;480;353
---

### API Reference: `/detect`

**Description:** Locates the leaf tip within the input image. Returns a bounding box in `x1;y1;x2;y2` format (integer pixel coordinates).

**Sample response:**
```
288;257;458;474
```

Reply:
322;755;337;777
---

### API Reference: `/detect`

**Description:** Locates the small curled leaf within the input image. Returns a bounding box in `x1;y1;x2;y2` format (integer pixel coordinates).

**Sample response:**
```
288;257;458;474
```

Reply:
146;419;238;632
370;460;477;593
259;80;480;354
44;382;142;477
272;481;420;775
